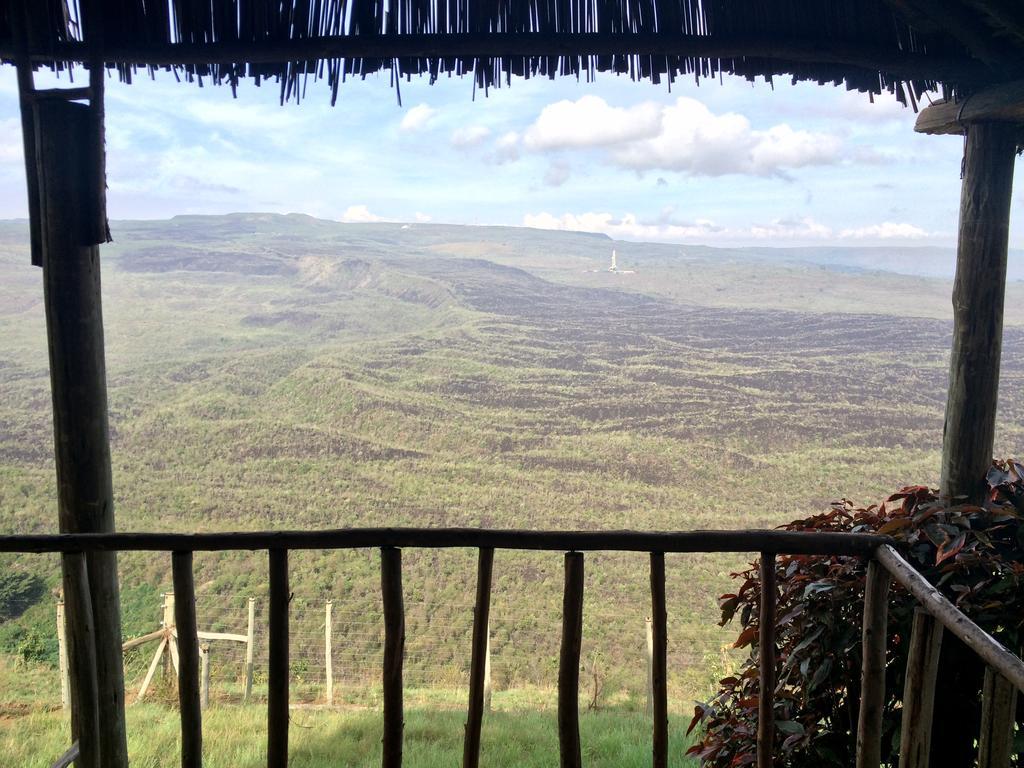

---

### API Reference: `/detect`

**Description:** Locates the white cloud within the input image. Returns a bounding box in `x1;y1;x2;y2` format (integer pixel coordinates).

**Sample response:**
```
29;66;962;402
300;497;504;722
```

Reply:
451;124;491;148
519;96;843;177
611;98;842;176
0;119;23;165
491;131;521;164
186;101;302;133
340;205;386;223
543;161;571;187
414;212;432;222
838;222;931;239
524;95;661;150
400;104;436;132
523;211;938;245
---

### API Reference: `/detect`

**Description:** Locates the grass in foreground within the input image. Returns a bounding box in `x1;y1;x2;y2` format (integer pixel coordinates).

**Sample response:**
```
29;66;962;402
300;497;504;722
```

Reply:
0;704;697;767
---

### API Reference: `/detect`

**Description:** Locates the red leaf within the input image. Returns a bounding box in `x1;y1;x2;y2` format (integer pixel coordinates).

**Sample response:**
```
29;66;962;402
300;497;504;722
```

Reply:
734;625;758;649
936;531;967;565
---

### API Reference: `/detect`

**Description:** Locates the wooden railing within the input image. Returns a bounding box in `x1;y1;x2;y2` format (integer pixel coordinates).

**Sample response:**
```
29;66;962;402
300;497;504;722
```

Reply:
1;527;1020;768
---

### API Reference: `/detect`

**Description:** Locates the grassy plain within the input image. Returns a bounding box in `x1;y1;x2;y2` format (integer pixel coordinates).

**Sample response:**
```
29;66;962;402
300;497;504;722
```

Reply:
2;214;1023;762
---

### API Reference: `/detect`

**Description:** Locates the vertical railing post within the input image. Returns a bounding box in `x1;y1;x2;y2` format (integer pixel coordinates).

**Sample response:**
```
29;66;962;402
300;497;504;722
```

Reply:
325;600;334;706
172;551;202;768
559;552;584;768
267;549;289;768
856;559;891;768
463;547;494;768
978;667;1017;768
244;596;255;704
757;552;776;768
62;551;100;768
381;547;405;768
899;609;942;768
650;553;669;768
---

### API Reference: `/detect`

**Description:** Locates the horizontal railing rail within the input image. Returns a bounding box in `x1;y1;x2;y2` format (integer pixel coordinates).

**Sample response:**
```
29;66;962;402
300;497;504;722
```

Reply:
13;526;1024;768
0;527;890;555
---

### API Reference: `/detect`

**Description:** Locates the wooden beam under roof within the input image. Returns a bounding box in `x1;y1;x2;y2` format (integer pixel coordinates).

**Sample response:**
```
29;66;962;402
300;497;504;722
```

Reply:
883;0;1016;68
0;32;1002;85
915;79;1024;134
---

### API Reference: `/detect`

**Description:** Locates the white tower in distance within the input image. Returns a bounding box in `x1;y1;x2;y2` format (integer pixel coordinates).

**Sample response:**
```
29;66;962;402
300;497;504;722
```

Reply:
609;249;618;272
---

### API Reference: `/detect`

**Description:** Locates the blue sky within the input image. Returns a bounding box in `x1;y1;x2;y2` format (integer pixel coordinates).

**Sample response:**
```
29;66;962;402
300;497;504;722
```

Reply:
0;67;1020;248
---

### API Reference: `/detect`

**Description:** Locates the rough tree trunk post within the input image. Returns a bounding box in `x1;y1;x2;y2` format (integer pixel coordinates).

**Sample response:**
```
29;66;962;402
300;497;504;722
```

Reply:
33;96;127;768
940;122;1017;504
899;610;943;768
935;122;1018;768
856;561;891;768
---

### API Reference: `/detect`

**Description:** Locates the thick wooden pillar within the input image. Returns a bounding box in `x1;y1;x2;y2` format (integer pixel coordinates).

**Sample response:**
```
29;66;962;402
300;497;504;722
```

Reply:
933;122;1017;768
33;97;127;768
940;122;1017;504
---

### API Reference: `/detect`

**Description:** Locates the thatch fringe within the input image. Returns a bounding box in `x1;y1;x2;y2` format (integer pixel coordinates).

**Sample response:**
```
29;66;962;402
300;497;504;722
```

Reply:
3;0;1017;103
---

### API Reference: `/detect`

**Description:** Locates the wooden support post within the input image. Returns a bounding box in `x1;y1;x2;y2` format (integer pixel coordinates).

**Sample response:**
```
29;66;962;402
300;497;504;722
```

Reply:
200;645;211;711
899;610;943;768
757;553;777;768
325;600;334;706
172;551;202;768
645;616;654;717
978;667;1017;768
62;552;100;768
650;552;668;768
245;597;255;704
934;121;1017;768
56;599;70;714
940;122;1018;504
381;547;405;768
34;95;126;768
137;637;167;703
268;549;289;768
463;547;494;768
856;560;891;768
559;552;584;768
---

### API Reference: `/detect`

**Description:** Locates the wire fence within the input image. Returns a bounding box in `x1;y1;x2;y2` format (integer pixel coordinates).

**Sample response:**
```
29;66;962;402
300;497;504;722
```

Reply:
2;551;740;712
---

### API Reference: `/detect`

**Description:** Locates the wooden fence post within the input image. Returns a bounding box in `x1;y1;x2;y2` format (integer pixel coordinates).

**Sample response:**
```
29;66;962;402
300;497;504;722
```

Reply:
856;560;891;768
559;552;584;768
56;599;70;714
325;600;334;706
244;596;255;704
899;610;943;768
483;619;492;714
163;592;176;682
200;644;211;711
645;616;654;717
978;667;1017;768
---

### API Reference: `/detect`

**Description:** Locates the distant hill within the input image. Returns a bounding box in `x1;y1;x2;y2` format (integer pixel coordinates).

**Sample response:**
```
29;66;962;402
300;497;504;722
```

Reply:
2;212;1023;705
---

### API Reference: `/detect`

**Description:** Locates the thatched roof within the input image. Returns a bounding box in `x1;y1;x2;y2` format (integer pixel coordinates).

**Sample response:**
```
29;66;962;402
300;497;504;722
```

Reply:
2;1;1022;104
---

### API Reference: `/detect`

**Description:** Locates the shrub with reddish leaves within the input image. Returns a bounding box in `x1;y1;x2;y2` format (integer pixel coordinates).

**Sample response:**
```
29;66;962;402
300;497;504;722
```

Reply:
687;461;1024;767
